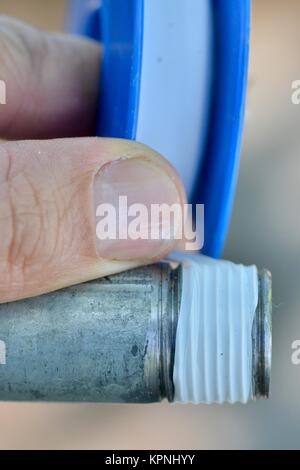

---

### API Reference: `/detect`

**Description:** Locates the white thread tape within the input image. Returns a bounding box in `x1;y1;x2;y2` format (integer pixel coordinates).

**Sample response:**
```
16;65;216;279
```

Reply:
172;255;258;404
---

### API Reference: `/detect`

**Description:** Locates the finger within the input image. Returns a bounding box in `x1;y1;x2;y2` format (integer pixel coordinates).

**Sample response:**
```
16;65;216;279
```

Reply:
0;138;186;303
0;16;101;139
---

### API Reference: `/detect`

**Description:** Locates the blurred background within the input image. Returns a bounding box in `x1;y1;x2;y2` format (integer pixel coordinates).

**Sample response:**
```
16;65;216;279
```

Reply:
0;0;299;450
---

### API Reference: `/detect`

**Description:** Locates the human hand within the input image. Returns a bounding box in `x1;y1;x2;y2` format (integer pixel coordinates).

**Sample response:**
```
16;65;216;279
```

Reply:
0;17;186;303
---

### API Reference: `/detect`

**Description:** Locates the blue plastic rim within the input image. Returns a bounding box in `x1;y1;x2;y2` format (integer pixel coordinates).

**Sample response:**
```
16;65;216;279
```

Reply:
67;0;250;258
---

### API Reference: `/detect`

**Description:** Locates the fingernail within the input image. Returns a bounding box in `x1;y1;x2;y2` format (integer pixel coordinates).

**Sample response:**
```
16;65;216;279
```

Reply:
94;158;182;260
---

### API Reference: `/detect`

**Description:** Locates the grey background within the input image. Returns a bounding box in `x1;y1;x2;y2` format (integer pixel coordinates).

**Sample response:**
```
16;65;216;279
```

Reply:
0;0;299;450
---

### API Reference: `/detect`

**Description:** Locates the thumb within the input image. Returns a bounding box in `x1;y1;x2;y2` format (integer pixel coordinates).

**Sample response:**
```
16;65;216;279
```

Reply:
0;138;186;303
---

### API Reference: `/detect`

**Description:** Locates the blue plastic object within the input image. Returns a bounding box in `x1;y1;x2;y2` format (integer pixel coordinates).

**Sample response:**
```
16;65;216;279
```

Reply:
193;0;250;257
67;0;250;258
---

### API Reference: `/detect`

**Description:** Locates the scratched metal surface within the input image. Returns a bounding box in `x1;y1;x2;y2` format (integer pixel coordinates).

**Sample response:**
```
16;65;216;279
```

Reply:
0;264;173;403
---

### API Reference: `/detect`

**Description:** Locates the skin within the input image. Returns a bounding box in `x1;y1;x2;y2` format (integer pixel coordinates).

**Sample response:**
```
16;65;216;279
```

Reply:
0;17;186;303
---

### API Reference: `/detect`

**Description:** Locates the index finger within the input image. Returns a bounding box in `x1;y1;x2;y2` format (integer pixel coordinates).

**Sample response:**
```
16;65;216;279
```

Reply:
0;16;101;139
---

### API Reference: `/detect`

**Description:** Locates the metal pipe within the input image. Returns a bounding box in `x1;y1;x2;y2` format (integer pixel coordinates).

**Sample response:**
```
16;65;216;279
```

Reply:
0;260;272;403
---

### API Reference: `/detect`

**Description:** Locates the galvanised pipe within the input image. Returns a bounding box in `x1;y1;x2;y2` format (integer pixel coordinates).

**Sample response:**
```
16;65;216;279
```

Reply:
0;258;272;404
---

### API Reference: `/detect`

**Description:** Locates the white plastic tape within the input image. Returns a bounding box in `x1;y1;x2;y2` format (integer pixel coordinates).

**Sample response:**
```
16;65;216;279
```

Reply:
172;255;258;404
136;0;213;198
